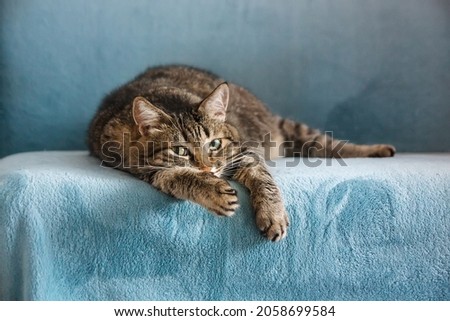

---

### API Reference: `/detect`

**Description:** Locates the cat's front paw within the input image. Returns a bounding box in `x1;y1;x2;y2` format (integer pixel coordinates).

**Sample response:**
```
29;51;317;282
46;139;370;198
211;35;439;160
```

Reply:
203;180;239;217
256;204;290;242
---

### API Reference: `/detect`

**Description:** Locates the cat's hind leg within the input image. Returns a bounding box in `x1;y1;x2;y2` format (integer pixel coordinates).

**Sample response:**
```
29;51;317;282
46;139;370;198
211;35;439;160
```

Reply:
276;118;395;158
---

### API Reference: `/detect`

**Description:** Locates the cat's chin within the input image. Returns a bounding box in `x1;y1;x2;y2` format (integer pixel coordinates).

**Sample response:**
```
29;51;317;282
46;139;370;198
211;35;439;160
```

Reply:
193;167;222;178
201;170;222;178
211;170;222;178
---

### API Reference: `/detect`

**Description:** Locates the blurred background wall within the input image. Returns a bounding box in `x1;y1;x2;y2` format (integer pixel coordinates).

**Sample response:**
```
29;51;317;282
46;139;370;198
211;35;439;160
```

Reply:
1;0;449;157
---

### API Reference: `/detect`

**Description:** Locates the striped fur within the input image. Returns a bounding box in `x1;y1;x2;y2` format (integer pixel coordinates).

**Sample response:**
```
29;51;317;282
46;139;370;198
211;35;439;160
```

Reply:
88;65;395;242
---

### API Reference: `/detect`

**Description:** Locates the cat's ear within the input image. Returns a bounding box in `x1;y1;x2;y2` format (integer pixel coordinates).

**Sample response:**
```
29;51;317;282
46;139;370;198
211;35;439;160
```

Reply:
132;97;171;136
198;83;229;122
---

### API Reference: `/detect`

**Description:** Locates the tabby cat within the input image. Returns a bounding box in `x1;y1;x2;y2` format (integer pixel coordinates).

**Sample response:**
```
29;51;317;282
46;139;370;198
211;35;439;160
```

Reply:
88;65;395;242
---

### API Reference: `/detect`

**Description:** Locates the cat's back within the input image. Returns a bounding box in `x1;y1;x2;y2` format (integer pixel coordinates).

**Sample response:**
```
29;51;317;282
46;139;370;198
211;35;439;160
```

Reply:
133;65;224;97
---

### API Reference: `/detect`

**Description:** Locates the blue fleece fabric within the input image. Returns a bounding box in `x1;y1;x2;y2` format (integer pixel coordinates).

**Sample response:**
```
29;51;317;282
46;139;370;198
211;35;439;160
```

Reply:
0;151;449;300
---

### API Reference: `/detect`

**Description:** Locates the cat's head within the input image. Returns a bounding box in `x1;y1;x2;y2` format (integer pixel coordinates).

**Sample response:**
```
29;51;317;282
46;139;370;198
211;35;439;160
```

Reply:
132;83;241;177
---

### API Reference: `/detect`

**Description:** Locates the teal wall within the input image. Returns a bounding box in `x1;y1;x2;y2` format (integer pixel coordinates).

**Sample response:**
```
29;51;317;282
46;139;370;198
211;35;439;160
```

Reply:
1;0;449;157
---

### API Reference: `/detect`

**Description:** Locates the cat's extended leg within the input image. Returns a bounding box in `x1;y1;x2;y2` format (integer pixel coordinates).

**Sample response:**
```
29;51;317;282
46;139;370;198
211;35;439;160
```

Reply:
277;118;395;158
143;169;239;217
230;152;289;241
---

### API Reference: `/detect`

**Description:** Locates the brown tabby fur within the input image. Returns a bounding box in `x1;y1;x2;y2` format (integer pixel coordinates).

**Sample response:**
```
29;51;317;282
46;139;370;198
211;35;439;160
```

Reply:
88;65;395;242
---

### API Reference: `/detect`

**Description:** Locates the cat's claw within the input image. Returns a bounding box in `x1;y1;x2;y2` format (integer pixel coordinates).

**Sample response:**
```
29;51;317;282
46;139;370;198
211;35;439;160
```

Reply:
204;181;239;217
256;206;289;242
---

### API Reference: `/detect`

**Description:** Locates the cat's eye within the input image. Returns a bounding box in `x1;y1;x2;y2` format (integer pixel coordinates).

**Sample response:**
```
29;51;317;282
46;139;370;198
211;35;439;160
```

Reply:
173;146;188;156
208;139;222;151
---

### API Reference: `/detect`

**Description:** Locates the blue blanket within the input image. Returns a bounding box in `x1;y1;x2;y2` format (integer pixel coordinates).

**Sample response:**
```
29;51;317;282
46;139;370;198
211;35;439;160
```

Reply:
1;151;449;300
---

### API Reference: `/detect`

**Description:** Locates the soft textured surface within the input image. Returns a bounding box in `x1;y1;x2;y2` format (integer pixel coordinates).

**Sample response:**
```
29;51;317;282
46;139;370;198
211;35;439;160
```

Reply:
0;151;449;300
2;0;450;157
